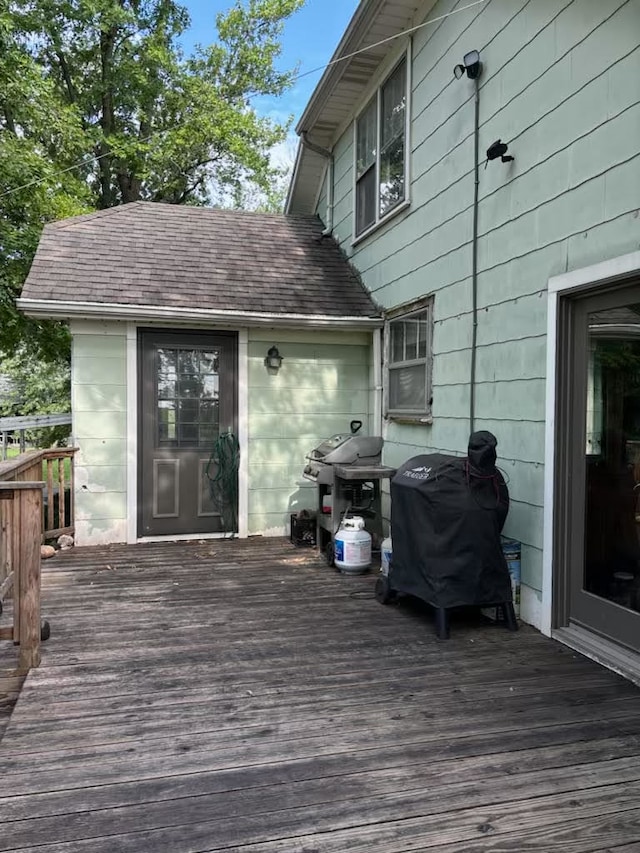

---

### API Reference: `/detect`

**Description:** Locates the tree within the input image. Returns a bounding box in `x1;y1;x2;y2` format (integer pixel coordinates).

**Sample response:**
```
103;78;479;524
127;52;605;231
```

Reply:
0;0;303;362
0;346;71;447
223;134;299;212
12;0;303;208
0;6;91;360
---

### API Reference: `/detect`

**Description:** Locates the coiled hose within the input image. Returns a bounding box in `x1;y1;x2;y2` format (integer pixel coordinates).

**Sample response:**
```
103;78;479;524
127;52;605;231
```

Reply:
206;431;240;537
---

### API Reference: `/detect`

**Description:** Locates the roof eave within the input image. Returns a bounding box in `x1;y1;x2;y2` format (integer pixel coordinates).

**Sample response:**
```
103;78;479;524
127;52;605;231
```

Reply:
17;298;383;330
295;0;381;137
284;141;305;215
285;144;330;216
290;0;428;214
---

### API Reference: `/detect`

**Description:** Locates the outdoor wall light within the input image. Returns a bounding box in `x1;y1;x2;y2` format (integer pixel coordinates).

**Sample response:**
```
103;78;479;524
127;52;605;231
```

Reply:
264;345;283;371
453;49;482;80
486;139;515;164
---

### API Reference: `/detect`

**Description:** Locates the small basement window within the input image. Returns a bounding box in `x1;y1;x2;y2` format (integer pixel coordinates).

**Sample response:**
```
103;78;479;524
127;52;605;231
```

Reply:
355;55;408;238
385;296;433;420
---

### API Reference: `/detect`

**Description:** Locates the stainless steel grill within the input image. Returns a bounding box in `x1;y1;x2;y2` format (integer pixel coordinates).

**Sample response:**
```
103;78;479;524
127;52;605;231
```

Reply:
302;424;396;568
302;432;384;485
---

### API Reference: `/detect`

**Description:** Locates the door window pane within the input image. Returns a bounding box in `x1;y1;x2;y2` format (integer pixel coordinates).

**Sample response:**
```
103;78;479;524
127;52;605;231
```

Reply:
178;399;199;420
200;352;219;373
583;304;640;612
157;377;176;399
179;423;199;444
156;346;221;448
202;375;219;399
158;348;177;376
178;377;201;398
178;351;199;375
158;401;176;442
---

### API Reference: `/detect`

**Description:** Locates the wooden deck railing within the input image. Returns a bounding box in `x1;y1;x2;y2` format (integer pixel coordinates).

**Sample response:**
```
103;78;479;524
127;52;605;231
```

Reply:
0;413;72;460
0;482;45;671
0;448;77;674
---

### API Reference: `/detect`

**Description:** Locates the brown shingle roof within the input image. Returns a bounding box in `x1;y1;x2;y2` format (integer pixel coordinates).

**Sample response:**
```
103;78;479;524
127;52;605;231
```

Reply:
21;202;380;319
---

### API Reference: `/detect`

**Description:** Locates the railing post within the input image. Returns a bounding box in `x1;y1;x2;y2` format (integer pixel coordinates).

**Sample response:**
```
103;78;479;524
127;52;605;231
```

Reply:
58;457;66;530
46;457;54;534
16;486;43;671
0;490;12;585
11;485;21;642
0;445;76;674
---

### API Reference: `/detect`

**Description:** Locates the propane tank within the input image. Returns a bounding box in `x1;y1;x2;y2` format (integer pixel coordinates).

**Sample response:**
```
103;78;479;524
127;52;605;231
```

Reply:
334;516;372;574
381;532;392;577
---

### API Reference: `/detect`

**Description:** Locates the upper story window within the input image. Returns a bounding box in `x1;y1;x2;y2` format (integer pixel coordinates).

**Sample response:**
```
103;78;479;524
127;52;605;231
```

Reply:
385;295;433;420
355;57;407;238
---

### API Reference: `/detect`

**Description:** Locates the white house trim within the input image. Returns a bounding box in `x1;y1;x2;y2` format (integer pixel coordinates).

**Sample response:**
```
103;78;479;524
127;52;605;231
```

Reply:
18;299;383;330
125;323;249;543
126;323;138;545
541;290;558;636
542;250;640;637
548;251;640;296
238;328;249;539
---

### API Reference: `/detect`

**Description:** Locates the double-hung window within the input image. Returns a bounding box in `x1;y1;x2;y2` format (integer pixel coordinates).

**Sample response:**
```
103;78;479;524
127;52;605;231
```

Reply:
386;296;433;419
355;56;408;238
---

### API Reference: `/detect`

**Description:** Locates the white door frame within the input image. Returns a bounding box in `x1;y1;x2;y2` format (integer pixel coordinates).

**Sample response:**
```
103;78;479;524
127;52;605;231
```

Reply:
542;250;640;636
237;328;249;539
126;322;138;544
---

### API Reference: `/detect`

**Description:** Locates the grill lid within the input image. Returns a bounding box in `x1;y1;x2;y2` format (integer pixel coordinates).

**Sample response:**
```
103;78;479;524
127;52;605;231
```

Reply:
309;434;383;465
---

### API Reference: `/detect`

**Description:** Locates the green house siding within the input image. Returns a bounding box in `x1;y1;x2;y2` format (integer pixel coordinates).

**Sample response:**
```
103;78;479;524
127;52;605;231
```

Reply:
332;132;355;248
71;321;128;545
247;329;372;535
69;321;372;544
316;175;328;230
318;0;640;623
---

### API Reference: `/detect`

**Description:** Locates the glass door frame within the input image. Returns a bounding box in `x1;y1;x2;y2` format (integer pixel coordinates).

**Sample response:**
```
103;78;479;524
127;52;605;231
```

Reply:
555;281;640;652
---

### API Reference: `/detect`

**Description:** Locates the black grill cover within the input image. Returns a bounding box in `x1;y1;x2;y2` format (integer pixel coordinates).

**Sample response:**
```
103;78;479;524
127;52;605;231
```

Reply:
390;431;512;609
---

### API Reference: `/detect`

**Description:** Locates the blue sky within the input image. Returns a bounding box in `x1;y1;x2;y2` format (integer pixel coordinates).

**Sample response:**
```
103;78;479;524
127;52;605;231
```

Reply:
180;0;360;126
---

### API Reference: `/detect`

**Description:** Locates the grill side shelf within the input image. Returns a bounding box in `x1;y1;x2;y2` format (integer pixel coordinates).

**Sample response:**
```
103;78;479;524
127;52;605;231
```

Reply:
333;465;397;480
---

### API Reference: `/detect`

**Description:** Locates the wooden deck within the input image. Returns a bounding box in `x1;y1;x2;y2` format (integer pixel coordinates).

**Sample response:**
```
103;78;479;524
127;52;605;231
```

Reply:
2;537;640;852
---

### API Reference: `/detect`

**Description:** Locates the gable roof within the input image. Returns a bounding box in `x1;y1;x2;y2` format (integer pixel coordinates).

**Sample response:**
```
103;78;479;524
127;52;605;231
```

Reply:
287;0;425;215
18;202;381;327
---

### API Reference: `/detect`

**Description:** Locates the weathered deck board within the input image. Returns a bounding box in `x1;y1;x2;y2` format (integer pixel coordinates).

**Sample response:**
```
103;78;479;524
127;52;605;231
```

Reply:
1;537;640;852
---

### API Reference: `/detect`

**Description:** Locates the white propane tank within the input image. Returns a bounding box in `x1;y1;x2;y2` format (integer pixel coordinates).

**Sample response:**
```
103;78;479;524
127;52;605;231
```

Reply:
334;516;372;574
381;533;392;577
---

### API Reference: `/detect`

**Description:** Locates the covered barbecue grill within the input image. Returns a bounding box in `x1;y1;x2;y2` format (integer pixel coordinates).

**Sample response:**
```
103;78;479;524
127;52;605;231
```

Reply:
377;431;517;638
302;422;395;568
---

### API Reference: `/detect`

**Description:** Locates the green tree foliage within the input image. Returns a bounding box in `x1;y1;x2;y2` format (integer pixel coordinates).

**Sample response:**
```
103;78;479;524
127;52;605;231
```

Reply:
0;0;303;366
0;6;91;361
0;346;71;446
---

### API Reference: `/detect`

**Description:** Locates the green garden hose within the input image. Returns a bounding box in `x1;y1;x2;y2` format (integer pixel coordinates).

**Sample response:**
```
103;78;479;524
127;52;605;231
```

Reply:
206;430;240;537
